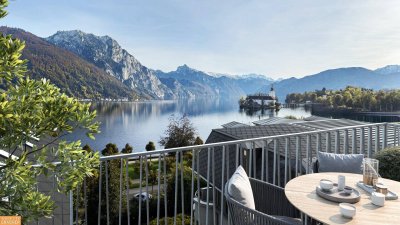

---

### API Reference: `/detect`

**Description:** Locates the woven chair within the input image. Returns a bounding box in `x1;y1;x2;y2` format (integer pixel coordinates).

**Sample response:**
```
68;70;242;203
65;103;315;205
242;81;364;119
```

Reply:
225;177;301;225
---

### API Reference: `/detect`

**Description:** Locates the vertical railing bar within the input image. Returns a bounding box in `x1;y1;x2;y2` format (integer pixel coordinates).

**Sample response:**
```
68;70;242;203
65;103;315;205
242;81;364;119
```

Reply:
145;155;150;225
383;123;388;149
265;140;269;182
138;157;143;225
326;132;331;153
205;147;211;225
196;150;201;225
180;151;185;225
316;133;321;153
226;145;230;184
375;125;380;154
126;159;130;225
306;135;311;174
52;173;55;225
119;159;123;225
352;128;356;154
240;146;244;166
344;130;348;154
295;137;299;177
368;126;372;158
288;137;292;181
277;139;281;186
70;190;73;225
273;139;277;185
335;131;339;154
84;177;87;225
261;141;265;181
360;128;365;154
163;153;167;225
98;163;102;225
253;142;256;178
157;154;161;225
235;144;239;167
190;149;195;225
248;145;252;177
220;146;226;225
105;161;110;225
284;137;289;184
174;151;179;225
212;148;217;225
75;184;79;225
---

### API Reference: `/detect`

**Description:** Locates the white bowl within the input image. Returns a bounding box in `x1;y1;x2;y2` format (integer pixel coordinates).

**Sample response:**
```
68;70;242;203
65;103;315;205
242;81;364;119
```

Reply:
343;186;353;195
339;203;356;218
320;179;333;191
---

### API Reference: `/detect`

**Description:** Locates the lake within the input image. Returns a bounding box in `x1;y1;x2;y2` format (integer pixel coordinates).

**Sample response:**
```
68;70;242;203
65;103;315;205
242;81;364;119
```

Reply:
67;98;311;152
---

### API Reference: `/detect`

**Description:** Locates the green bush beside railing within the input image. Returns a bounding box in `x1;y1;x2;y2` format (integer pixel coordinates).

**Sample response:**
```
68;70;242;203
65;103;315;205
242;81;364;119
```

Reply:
375;147;400;182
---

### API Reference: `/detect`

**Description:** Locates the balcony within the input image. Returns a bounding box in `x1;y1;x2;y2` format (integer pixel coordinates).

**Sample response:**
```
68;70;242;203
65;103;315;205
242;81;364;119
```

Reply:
33;122;399;225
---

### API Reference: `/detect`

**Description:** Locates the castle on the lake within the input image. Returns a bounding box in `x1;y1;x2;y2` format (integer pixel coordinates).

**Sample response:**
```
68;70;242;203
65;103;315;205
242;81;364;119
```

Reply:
239;85;279;109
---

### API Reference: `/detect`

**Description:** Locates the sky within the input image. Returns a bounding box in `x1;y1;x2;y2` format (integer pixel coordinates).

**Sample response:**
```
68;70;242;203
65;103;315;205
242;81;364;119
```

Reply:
3;0;400;79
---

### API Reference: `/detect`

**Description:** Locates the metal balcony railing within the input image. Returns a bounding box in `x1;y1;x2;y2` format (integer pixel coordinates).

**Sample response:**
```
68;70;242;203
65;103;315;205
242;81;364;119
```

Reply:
66;122;399;225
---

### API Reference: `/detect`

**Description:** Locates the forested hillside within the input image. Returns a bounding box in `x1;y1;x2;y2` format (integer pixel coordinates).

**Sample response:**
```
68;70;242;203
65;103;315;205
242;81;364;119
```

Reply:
286;86;400;111
0;27;135;99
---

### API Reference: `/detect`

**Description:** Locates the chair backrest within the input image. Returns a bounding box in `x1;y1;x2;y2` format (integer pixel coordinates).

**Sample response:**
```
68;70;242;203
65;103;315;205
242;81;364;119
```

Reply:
224;181;297;225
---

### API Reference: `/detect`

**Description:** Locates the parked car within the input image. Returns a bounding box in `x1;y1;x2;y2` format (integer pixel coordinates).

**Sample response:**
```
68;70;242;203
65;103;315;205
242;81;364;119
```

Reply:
134;192;152;201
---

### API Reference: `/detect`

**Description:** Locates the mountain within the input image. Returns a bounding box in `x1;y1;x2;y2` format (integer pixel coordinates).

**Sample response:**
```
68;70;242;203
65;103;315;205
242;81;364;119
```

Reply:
266;67;400;101
374;65;400;75
0;27;135;99
46;30;174;100
155;64;274;98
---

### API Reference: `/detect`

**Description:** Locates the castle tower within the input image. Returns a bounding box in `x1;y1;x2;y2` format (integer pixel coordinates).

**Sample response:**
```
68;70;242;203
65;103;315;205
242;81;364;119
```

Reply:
269;84;275;99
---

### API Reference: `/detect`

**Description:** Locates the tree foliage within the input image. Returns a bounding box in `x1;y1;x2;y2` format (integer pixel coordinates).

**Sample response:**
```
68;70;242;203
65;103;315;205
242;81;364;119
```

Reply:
375;147;400;182
145;141;156;151
285;86;400;111
0;0;100;222
193;136;204;145
159;115;198;149
121;143;133;153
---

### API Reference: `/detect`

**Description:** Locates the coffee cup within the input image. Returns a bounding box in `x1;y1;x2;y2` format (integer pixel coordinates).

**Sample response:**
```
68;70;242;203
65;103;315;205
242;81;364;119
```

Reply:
320;179;333;191
371;192;385;207
339;203;356;218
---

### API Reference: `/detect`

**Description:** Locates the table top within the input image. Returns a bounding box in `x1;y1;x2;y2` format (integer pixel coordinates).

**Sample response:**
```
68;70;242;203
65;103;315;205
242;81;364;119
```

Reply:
285;173;400;225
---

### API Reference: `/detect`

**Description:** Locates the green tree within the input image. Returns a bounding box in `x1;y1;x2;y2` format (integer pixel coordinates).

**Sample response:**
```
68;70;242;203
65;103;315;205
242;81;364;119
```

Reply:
159;115;197;149
145;141;156;151
193;136;204;145
0;0;99;222
121;143;133;153
102;143;118;155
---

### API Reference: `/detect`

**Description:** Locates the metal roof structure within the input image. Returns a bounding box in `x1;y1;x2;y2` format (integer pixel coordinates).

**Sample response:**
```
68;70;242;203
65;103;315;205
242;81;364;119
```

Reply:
304;115;330;121
252;117;298;126
292;118;368;130
221;121;250;128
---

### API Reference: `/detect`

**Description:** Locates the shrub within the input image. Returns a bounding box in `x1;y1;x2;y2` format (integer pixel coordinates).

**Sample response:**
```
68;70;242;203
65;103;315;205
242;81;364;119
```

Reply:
150;214;191;225
375;147;400;182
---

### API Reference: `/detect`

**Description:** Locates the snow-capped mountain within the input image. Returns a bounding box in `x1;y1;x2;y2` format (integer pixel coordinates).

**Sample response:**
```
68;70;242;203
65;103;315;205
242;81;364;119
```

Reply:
375;65;400;75
155;64;275;98
47;30;174;99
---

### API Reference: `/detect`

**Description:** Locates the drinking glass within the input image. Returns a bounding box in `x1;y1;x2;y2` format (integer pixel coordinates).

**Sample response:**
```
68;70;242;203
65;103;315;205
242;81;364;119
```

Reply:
363;158;379;187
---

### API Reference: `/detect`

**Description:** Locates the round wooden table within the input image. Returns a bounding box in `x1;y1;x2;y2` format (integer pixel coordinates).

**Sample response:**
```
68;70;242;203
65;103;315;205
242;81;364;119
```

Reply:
285;173;400;225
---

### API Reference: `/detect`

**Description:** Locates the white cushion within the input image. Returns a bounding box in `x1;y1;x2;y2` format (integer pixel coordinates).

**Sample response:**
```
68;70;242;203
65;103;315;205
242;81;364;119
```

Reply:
228;166;255;210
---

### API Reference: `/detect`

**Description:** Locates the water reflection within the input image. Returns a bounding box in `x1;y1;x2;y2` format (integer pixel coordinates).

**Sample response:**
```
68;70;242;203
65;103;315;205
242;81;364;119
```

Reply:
67;98;311;152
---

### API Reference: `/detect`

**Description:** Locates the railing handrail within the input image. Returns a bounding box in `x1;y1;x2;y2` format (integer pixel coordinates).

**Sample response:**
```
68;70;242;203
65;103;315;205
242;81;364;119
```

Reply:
99;122;395;161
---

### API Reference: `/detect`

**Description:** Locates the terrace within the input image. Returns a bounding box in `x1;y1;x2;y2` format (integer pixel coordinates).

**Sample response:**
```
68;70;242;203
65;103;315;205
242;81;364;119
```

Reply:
30;120;400;225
